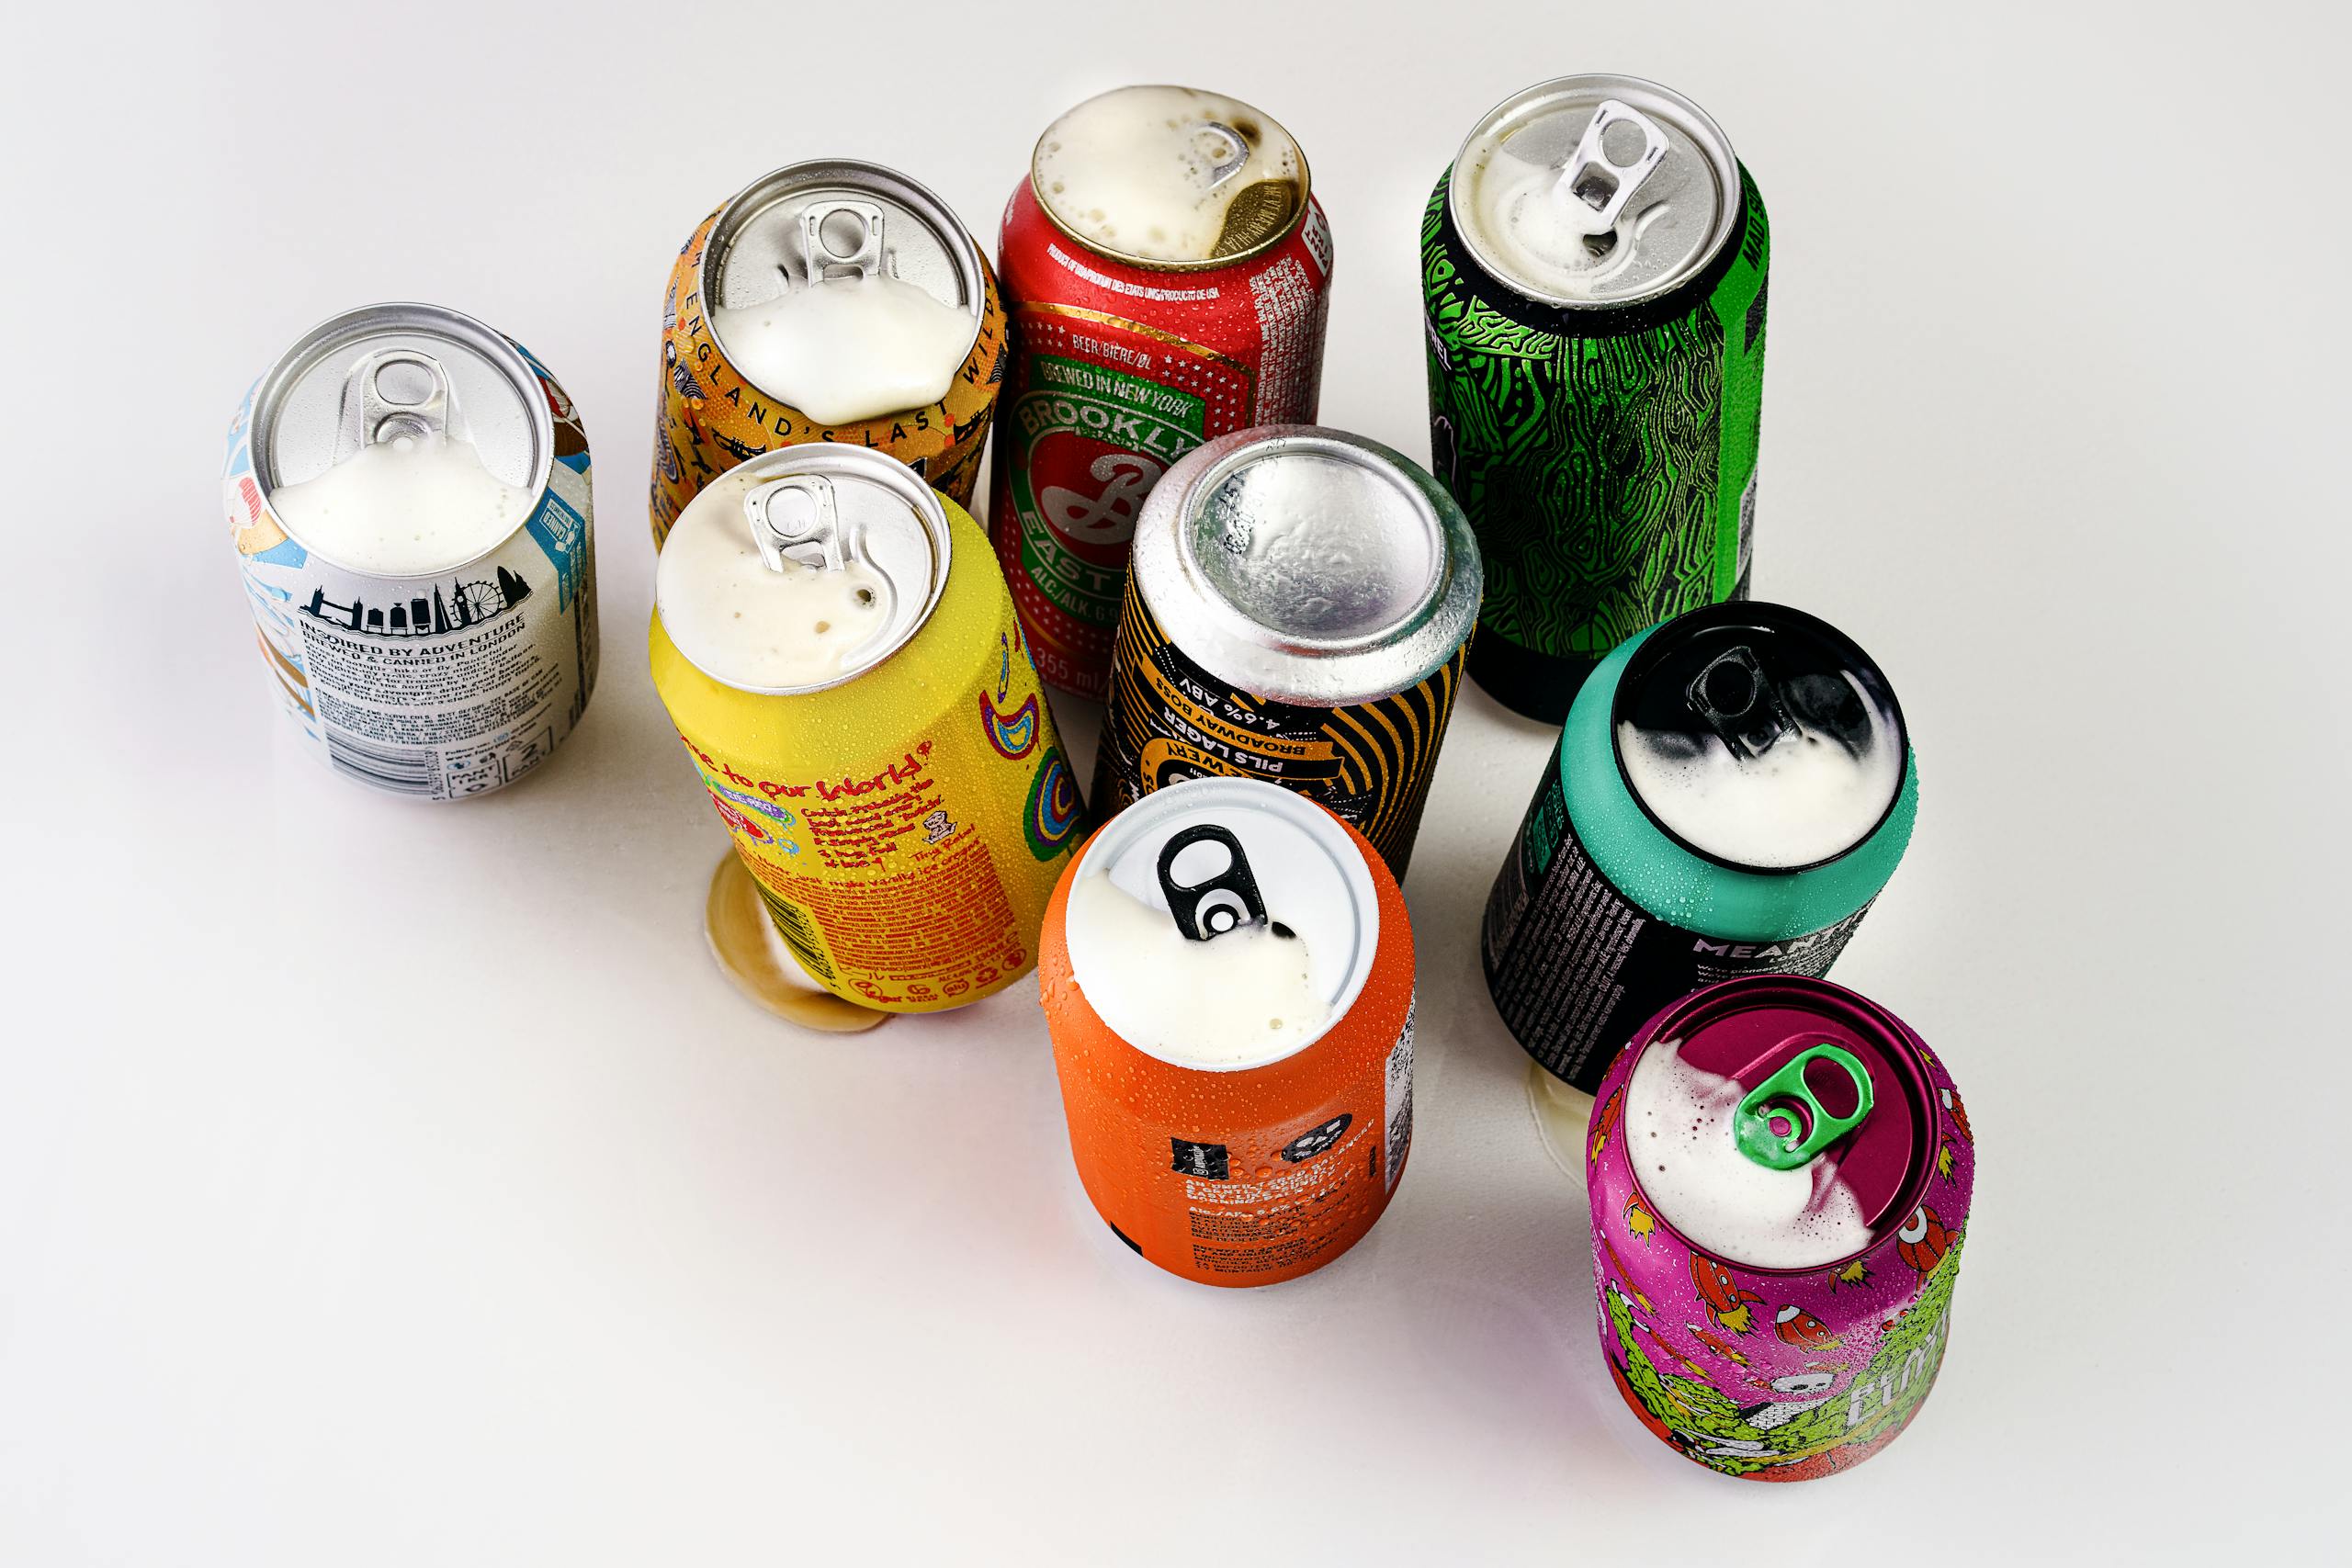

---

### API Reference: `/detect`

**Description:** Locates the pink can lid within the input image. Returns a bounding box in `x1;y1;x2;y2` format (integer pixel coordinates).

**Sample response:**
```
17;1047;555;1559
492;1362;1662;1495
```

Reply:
1657;977;1930;1241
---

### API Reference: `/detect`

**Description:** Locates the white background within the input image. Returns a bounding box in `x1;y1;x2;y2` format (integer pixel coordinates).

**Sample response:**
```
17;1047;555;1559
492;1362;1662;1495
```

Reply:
3;1;2343;1562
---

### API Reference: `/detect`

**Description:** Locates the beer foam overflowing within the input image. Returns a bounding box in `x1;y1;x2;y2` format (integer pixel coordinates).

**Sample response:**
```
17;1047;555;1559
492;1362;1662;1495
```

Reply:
1066;871;1329;1066
712;275;976;426
1035;85;1301;264
1462;143;1638;298
1626;1039;1869;1269
657;468;893;690
268;433;535;578
1618;671;1903;869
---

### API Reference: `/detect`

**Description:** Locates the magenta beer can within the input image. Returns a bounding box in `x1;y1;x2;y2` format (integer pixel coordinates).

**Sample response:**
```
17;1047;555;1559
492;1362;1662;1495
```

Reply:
1586;976;1974;1481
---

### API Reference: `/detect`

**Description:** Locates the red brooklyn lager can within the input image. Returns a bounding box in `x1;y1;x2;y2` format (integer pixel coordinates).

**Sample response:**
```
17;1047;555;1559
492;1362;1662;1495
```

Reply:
992;85;1335;698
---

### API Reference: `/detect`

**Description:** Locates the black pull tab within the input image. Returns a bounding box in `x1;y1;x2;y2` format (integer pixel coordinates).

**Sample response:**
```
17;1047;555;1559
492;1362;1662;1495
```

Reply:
1686;644;1799;760
1157;824;1270;942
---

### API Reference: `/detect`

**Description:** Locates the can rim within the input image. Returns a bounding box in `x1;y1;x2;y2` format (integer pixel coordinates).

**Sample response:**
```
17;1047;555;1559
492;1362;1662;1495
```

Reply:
698;157;986;410
250;300;554;581
1026;84;1313;274
1559;624;1917;941
1446;72;1740;310
1063;778;1379;1073
653;445;954;696
1610;601;1912;877
1135;425;1481;705
1617;976;1938;1278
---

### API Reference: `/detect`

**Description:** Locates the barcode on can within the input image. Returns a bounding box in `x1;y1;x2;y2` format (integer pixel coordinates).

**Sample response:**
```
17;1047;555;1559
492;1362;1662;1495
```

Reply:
752;882;835;983
324;731;437;795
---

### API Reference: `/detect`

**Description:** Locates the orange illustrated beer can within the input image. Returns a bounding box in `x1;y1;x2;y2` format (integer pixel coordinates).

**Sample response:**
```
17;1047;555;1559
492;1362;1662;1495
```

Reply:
649;159;1009;547
1038;777;1415;1286
650;445;1084;1013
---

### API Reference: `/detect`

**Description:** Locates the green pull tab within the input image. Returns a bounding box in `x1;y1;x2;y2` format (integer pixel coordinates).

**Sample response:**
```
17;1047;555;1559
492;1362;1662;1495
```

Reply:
1734;1045;1874;1171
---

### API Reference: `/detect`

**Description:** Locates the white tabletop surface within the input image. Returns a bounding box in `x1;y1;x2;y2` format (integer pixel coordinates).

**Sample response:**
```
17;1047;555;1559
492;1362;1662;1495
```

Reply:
4;2;2342;1562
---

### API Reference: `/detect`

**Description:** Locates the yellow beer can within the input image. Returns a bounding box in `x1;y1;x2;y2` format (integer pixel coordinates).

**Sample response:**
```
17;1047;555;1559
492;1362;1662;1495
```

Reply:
650;446;1083;1012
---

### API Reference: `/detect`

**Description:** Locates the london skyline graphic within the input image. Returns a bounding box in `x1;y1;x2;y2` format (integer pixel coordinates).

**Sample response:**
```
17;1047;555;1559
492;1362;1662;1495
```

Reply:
300;566;532;638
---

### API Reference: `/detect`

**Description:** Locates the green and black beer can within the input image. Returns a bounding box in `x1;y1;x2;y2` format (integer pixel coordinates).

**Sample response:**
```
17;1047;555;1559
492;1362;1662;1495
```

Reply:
1423;74;1769;722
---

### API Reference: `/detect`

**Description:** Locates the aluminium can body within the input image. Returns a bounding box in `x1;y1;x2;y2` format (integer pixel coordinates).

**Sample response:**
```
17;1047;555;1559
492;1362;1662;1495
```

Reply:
649;160;1008;548
1093;427;1480;881
989;175;1334;699
650;452;1082;1013
1588;976;1975;1481
1423;74;1769;722
223;303;597;799
1482;603;1917;1090
1038;778;1415;1287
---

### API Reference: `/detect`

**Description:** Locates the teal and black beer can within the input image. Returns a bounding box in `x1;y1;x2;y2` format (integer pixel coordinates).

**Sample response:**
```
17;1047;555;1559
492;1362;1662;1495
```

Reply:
1423;74;1769;722
1481;602;1917;1090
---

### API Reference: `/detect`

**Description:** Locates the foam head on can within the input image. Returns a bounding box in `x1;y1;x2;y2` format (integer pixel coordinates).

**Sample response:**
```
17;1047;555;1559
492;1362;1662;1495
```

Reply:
1585;976;1974;1481
1449;73;1739;310
702;159;987;391
1030;85;1310;270
1040;776;1417;1285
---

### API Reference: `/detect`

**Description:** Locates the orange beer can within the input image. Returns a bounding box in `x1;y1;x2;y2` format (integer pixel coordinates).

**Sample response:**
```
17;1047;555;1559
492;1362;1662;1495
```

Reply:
650;159;1008;547
1038;777;1416;1286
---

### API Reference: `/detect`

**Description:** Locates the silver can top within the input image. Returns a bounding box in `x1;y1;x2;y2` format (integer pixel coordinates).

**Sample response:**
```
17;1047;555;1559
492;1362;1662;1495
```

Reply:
251;302;550;501
700;159;985;386
1448;73;1740;308
654;445;951;696
1129;426;1481;705
1062;776;1378;1072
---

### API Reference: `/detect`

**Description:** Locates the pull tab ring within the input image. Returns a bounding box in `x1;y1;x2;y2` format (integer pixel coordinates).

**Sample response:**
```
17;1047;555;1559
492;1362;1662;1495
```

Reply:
1734;1044;1875;1171
335;348;459;462
1686;643;1799;760
1156;823;1270;942
1198;121;1251;188
797;200;888;286
1554;97;1669;229
744;475;845;574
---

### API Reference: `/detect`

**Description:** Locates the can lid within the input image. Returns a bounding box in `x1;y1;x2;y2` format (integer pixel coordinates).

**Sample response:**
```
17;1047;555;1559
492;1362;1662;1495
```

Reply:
1131;426;1482;705
653;445;950;695
1030;85;1309;270
1646;978;1932;1254
1064;777;1378;1072
1611;601;1908;874
1448;73;1739;308
252;301;549;513
701;159;984;393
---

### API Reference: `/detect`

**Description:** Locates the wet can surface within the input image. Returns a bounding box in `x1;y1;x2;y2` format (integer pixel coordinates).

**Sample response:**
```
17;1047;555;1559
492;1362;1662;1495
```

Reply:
1483;601;1917;1089
1094;427;1480;879
1587;976;1975;1481
992;86;1334;698
1038;777;1415;1287
650;446;1083;1012
1423;73;1769;722
650;159;1007;547
223;302;597;799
